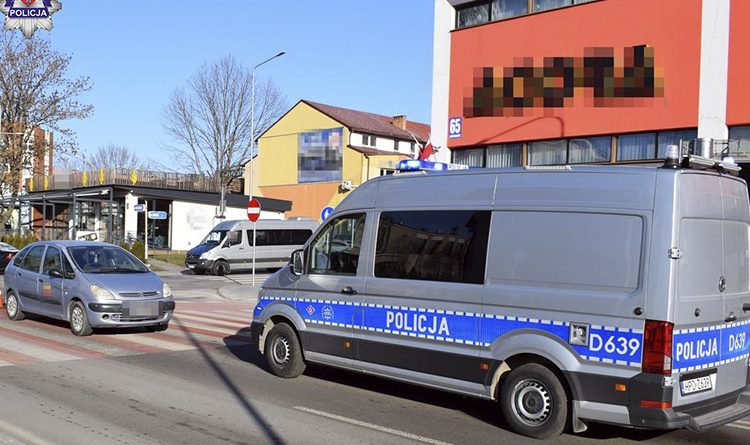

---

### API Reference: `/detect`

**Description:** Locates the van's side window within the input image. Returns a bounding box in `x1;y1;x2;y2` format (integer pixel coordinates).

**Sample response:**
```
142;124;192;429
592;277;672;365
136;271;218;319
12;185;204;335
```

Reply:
246;230;313;246
375;211;490;284
309;214;366;275
225;230;243;247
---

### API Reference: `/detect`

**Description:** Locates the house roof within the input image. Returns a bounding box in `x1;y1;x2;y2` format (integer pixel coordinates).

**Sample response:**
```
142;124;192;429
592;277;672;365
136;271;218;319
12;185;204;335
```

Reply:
301;100;430;143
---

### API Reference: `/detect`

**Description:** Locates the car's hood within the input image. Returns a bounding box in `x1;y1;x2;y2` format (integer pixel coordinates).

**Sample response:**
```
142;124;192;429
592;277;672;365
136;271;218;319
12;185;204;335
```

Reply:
187;244;217;256
84;271;164;294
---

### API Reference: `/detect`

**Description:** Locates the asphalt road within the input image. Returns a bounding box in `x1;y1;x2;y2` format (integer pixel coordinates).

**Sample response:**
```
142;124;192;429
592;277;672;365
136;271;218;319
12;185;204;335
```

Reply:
0;268;748;445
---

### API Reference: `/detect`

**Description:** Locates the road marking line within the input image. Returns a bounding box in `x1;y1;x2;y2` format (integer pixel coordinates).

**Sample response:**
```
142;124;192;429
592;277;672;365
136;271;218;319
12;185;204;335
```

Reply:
0;417;53;445
174;313;248;329
728;422;750;431
294;406;453;445
111;333;194;351
179;310;252;324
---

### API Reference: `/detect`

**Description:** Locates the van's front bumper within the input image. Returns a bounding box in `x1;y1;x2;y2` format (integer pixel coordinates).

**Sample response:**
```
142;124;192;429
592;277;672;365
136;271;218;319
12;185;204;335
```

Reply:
185;259;213;272
87;299;175;327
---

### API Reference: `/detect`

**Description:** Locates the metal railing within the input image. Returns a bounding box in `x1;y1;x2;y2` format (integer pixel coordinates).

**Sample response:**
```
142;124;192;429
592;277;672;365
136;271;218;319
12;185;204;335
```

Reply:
26;168;221;193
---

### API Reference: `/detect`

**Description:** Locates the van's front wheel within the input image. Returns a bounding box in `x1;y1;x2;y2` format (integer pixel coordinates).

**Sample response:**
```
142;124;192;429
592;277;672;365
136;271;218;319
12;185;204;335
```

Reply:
264;323;305;378
500;363;568;439
212;260;229;276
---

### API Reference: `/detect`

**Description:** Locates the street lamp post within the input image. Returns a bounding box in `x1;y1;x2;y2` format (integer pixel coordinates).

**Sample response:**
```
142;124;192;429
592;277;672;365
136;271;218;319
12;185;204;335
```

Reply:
249;50;285;286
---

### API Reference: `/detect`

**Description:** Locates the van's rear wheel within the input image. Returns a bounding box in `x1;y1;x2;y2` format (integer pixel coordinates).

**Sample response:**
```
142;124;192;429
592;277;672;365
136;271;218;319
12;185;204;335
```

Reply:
212;260;229;276
264;323;305;378
500;363;568;439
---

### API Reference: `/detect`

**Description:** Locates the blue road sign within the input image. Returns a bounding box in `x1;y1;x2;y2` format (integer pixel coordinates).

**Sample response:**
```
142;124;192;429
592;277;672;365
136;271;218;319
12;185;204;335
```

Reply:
147;211;168;220
321;206;334;221
134;204;145;212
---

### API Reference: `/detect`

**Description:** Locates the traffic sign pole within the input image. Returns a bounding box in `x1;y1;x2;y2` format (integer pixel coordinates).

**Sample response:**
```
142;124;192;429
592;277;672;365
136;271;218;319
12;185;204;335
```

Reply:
144;200;148;261
247;198;261;286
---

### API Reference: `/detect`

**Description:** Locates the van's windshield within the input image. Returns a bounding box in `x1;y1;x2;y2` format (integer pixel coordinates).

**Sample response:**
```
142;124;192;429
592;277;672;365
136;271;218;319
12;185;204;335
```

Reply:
200;230;228;246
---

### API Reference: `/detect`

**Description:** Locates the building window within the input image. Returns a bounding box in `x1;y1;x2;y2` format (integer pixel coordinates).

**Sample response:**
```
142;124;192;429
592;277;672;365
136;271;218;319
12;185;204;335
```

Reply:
657;129;697;159
362;134;377;147
380;168;396;176
492;0;528;20
616;132;657;161
568;136;611;164
528;139;567;165
453;148;485;167
533;0;570;12
487;144;523;168
375;210;490;284
729;125;750;139
298;128;343;183
457;2;490;28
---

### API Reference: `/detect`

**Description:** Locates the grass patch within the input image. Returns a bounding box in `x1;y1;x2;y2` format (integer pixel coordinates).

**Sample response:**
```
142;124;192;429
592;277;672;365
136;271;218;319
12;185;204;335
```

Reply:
149;251;187;268
148;263;166;272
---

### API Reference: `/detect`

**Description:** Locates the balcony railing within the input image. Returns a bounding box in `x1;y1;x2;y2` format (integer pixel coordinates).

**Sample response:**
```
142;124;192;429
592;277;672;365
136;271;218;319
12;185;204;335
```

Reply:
26;168;221;193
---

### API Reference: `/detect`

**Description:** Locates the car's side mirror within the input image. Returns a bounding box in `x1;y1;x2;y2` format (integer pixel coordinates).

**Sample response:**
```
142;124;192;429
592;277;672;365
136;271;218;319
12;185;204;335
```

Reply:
48;268;63;279
290;249;304;276
64;270;75;279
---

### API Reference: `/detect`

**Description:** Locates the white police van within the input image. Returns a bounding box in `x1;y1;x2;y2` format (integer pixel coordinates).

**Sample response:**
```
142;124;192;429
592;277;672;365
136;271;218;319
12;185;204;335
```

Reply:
250;147;750;438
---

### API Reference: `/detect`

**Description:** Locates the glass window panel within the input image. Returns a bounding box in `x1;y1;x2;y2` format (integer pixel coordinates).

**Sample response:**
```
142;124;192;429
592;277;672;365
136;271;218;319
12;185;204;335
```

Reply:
533;0;570;12
528;139;567;165
491;0;528;20
309;214;365;275
616;133;656;161
729;125;750;139
375;211;490;284
42;246;61;275
453;148;484;167
486;144;523;168
21;245;45;272
568;136;611;164
657;129;696;158
457;3;490;28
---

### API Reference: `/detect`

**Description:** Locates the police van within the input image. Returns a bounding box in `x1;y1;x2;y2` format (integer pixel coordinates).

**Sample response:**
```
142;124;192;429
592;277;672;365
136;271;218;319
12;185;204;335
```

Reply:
250;147;750;438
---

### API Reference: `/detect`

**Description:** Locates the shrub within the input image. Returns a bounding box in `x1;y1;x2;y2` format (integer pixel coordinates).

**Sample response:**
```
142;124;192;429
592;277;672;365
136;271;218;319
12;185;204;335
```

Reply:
1;233;39;249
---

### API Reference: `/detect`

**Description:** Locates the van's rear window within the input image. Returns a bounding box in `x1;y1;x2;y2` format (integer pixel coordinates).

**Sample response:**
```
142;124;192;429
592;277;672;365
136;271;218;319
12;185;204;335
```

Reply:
375;211;490;284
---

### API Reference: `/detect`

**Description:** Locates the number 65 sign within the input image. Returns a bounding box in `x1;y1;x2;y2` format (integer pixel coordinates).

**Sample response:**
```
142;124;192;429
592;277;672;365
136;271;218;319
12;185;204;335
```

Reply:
448;117;462;139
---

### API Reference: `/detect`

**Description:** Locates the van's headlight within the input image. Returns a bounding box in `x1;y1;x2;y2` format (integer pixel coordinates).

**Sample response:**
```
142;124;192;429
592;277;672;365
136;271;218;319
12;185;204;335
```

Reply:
163;283;172;298
199;252;209;260
90;284;116;300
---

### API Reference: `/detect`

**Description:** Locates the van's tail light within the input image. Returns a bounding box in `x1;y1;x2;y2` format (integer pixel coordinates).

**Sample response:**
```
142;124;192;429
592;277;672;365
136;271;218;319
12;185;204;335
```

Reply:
642;320;673;375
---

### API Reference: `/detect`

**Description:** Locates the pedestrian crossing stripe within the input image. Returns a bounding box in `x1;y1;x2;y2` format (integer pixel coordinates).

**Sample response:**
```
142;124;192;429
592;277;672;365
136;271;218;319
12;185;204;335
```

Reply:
0;301;254;367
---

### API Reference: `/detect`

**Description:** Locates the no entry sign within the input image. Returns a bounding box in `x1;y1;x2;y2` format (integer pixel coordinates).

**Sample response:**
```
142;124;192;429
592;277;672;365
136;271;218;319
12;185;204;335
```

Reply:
247;198;261;222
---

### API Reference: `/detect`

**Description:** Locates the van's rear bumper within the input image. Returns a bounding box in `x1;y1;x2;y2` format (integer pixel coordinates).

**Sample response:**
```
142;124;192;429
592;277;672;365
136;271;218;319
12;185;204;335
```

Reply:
631;387;750;431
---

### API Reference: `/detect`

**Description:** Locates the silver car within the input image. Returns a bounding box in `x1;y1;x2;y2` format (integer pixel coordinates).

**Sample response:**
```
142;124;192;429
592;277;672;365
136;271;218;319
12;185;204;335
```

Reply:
3;241;175;336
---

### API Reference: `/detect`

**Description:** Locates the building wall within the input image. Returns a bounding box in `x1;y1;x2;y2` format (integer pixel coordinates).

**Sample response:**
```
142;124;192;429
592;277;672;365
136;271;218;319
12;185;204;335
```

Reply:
431;0;455;162
445;0;702;149
727;0;750;127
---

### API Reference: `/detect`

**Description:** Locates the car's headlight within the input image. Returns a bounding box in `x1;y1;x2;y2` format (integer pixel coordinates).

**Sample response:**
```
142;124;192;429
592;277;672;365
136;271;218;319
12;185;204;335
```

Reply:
163;283;172;298
90;284;116;300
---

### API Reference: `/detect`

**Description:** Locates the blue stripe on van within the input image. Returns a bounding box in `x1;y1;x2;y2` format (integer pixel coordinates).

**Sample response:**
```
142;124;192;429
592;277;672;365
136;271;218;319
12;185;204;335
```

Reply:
256;297;647;368
673;320;750;372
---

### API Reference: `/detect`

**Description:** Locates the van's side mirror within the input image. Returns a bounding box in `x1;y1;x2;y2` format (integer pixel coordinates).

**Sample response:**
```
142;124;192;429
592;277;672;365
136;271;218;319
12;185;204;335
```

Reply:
48;268;63;279
290;249;304;276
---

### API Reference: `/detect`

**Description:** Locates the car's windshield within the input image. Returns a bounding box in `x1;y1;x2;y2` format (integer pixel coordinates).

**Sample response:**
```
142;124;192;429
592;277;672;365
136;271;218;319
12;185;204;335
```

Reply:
67;246;149;273
200;230;228;245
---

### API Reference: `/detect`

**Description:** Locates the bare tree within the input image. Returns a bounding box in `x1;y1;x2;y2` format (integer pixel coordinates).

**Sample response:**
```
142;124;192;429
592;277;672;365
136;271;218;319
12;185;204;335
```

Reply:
162;55;287;189
0;32;93;222
78;144;144;172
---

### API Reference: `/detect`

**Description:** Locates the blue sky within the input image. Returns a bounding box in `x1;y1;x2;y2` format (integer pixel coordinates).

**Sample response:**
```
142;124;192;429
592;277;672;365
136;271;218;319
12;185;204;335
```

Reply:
41;1;435;166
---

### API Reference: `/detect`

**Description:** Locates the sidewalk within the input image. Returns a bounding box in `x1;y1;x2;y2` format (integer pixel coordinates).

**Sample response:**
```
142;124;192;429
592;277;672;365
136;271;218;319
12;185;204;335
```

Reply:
216;283;261;305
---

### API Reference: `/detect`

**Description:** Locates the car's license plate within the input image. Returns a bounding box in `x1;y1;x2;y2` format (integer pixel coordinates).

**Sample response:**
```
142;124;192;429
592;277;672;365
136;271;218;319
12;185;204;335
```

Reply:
680;372;715;396
124;301;158;317
187;264;195;269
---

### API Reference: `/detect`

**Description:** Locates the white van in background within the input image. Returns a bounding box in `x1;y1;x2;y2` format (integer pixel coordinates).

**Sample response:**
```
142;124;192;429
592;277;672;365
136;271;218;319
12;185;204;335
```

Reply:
184;219;318;275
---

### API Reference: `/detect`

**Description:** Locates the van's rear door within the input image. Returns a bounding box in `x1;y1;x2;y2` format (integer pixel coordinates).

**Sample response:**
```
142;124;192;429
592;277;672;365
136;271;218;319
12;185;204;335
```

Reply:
672;172;750;411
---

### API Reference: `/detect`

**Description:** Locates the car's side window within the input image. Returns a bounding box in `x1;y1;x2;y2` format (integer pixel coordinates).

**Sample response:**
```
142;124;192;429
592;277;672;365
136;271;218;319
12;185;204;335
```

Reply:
12;247;28;267
20;245;45;273
309;213;366;275
42;246;62;276
61;252;74;275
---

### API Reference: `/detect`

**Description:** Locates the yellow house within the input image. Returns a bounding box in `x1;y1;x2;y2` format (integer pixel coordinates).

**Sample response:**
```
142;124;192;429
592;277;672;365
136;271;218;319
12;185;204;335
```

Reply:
245;100;430;220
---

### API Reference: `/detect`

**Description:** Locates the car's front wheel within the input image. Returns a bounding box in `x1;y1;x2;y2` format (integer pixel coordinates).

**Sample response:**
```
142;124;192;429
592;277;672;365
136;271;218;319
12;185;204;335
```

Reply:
69;301;93;336
264;323;306;378
5;291;25;321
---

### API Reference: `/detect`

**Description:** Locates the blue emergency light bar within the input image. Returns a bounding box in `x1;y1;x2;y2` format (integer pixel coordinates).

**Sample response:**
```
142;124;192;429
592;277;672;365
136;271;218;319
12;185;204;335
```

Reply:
396;159;470;172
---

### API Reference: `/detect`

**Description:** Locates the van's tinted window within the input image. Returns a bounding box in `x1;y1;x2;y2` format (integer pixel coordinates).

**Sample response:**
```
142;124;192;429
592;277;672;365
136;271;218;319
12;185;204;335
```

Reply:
20;245;45;273
309;214;365;275
487;211;642;292
375;211;490;284
247;229;313;246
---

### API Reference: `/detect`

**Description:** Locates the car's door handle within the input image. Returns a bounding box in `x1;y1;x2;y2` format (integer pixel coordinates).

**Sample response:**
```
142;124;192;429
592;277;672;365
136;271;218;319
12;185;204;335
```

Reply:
743;303;750;312
38;278;43;283
341;286;357;295
725;312;738;323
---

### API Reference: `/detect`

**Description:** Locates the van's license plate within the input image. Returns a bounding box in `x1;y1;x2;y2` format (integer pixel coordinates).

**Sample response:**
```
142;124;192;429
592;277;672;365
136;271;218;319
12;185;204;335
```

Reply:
680;372;715;396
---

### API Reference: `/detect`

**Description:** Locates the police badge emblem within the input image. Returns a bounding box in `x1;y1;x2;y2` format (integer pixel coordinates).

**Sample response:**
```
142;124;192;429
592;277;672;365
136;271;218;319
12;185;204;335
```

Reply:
0;0;62;38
